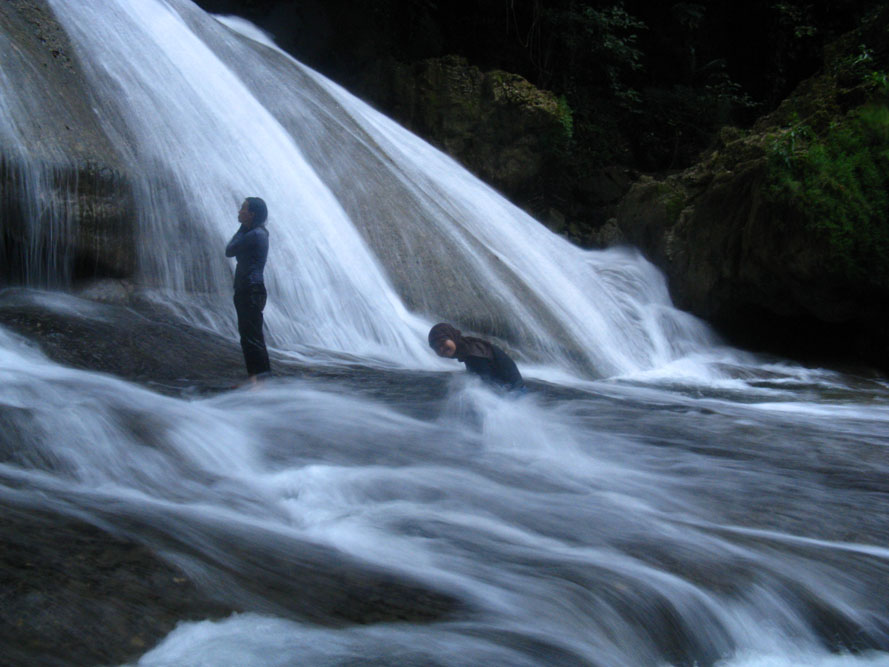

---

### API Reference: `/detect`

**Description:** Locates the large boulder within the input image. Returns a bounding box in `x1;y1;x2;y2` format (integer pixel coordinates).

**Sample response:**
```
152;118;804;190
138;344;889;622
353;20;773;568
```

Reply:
361;55;572;200
612;10;889;371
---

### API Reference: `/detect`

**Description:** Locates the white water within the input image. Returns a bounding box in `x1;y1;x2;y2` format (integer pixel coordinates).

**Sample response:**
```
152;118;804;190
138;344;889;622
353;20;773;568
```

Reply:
15;0;718;377
2;1;889;665
2;311;888;665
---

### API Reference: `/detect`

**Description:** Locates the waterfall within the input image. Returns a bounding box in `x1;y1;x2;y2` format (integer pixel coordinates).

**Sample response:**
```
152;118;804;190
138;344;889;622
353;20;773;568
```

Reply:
2;3;889;666
11;0;719;377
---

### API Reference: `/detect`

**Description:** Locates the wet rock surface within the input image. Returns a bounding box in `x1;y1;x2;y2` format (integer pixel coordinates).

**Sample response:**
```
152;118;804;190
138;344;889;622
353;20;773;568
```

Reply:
0;289;462;666
0;504;233;667
0;287;247;394
0;1;138;286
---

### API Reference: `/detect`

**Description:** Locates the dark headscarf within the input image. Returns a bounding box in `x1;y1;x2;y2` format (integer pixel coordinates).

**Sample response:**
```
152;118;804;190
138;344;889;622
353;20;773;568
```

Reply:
245;197;268;226
428;322;493;361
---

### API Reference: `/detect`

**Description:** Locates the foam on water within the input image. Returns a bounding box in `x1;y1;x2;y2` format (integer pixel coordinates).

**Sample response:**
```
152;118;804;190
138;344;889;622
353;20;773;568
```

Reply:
2;328;889;665
1;1;888;665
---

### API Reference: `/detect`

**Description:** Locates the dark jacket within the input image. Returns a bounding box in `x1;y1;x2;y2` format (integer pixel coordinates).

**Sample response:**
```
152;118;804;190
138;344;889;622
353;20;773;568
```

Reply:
428;322;525;391
461;343;524;390
225;224;268;291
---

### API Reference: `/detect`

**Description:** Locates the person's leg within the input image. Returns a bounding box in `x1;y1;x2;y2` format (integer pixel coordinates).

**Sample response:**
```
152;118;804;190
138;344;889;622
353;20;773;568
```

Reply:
234;291;252;375
235;286;270;376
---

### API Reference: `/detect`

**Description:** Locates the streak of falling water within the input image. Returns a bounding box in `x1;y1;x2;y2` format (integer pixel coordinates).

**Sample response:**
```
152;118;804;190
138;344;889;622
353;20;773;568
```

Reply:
38;0;720;376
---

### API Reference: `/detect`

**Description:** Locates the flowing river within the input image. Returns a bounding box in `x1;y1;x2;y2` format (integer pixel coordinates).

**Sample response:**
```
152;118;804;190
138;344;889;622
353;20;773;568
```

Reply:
1;1;888;665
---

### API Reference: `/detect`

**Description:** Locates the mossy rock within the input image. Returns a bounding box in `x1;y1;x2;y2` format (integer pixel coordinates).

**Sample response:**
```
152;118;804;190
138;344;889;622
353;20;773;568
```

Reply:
357;54;572;198
613;7;889;371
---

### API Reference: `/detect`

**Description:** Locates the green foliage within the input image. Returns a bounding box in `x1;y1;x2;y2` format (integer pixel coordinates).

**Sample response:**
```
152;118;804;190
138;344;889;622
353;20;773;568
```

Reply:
850;43;875;68
633;70;756;170
768;112;815;167
556;95;574;140
869;70;889;95
665;191;687;224
542;3;645;106
772;2;818;39
839;44;889;96
656;182;688;224
835;44;880;82
536;94;575;162
766;104;889;284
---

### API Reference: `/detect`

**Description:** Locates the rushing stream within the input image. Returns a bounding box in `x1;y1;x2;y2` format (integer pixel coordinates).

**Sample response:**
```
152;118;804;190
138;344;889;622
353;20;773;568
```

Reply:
1;1;889;665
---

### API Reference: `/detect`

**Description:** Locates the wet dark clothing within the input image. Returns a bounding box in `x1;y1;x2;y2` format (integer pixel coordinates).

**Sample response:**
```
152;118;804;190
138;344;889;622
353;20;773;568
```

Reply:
226;224;270;376
461;342;524;390
428;322;524;391
226;224;269;291
233;285;270;376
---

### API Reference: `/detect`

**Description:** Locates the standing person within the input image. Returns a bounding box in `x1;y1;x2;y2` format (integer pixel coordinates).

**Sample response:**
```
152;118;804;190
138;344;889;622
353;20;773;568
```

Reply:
226;197;271;381
428;322;524;391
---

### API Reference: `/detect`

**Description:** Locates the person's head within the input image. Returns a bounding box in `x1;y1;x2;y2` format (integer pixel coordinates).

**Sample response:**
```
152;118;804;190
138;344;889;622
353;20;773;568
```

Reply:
428;322;460;358
239;197;268;227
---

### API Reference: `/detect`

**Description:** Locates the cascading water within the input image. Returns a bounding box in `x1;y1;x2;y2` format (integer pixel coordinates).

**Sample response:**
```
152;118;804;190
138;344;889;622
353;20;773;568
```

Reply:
2;1;889;666
0;41;76;287
21;0;716;376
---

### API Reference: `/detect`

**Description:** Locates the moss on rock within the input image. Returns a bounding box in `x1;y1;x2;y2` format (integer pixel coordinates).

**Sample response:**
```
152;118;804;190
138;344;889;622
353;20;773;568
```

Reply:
765;103;889;287
360;55;572;199
612;6;889;371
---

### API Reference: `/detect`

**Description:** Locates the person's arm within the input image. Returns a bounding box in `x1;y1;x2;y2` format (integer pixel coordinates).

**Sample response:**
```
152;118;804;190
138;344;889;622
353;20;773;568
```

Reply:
491;345;524;389
225;224;248;257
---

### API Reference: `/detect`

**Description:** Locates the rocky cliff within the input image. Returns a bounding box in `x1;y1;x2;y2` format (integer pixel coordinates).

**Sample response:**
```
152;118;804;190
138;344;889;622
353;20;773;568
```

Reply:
359;54;572;205
608;9;889;372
